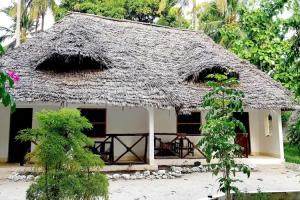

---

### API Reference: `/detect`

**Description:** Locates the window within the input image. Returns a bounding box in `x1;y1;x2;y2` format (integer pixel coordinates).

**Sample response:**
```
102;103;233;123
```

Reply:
36;53;109;72
184;66;239;83
80;108;106;138
177;112;201;135
264;112;272;136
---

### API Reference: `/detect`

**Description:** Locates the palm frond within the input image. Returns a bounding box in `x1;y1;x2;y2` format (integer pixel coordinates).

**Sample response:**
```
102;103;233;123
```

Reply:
0;33;14;43
158;0;167;14
0;26;13;33
216;0;227;16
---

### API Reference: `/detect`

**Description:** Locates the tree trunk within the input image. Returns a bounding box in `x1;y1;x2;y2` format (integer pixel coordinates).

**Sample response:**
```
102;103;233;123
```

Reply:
16;0;21;47
45;164;49;200
225;165;232;200
191;0;196;30
35;19;39;33
41;13;45;31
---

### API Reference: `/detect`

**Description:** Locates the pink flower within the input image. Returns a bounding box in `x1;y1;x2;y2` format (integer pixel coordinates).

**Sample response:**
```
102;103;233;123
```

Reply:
7;70;20;82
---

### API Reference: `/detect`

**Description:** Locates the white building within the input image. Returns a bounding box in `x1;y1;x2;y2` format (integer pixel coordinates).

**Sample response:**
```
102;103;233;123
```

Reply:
0;13;294;167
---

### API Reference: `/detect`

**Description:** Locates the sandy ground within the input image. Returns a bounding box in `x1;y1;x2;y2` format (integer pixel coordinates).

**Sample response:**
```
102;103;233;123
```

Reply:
0;165;300;200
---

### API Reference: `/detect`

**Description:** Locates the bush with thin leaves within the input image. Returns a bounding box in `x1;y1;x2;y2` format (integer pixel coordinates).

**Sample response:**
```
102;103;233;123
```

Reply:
17;108;109;200
198;74;250;200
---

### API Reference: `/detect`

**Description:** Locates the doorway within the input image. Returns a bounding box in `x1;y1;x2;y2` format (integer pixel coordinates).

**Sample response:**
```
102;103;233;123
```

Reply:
8;108;32;164
233;112;251;157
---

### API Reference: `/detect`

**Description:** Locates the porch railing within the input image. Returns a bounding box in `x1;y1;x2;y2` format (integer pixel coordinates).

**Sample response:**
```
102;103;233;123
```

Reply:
91;133;148;165
154;133;205;159
90;133;206;165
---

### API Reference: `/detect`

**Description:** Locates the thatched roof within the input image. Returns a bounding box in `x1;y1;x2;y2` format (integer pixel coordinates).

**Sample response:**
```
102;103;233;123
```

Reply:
0;12;295;110
289;110;300;125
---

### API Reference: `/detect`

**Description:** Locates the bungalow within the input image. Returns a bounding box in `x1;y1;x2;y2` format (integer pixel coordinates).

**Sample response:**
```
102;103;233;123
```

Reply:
0;12;295;167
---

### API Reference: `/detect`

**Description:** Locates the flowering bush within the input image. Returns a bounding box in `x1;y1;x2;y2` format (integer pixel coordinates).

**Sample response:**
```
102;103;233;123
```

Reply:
0;43;19;110
7;69;20;82
0;68;19;110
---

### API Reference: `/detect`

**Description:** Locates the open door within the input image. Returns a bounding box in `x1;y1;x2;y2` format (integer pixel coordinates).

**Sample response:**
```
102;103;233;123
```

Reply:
233;112;250;157
8;108;32;165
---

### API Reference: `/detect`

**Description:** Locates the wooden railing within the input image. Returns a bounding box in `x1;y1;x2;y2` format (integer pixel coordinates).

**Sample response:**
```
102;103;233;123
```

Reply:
91;133;148;165
154;133;205;159
90;133;206;165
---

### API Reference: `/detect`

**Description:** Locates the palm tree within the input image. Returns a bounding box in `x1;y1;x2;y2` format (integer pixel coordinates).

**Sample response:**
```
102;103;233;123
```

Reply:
191;0;197;30
30;0;56;31
198;0;239;42
177;0;200;30
0;0;34;47
176;0;193;29
0;0;57;48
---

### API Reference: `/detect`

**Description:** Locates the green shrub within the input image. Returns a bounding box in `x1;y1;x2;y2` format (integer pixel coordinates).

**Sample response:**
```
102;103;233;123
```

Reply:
287;116;300;149
17;108;109;200
284;143;300;164
281;111;292;126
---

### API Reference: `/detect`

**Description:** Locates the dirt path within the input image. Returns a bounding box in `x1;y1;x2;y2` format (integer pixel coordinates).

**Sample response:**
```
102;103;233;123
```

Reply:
0;165;300;200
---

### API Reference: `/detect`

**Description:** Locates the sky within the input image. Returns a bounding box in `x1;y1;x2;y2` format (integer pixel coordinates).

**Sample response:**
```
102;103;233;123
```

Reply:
0;0;55;44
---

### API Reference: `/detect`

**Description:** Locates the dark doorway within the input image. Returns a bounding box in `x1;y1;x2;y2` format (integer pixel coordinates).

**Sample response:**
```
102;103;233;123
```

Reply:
233;112;250;157
8;108;33;164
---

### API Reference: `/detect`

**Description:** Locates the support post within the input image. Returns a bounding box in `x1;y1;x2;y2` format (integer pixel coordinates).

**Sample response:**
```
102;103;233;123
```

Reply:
147;107;155;165
0;106;11;162
274;110;284;161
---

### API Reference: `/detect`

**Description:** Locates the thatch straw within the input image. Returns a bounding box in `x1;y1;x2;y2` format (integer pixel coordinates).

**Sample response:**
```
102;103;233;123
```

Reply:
0;12;295;111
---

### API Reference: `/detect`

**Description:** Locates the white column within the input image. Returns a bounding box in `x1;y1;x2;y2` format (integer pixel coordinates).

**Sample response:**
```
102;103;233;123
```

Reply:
274;110;285;160
147;107;155;165
0;106;11;162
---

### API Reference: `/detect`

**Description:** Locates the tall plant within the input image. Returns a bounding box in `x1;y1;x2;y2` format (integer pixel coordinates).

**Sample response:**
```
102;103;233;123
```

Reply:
54;0;188;28
219;0;300;96
17;109;109;200
198;0;239;43
198;74;250;200
30;0;57;31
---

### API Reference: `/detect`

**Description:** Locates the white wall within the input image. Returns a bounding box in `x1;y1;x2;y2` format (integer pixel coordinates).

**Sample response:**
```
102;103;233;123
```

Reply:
153;108;205;158
154;108;177;133
1;103;283;162
107;106;148;133
106;106;148;161
0;106;10;162
249;109;283;158
69;104;150;161
0;104;151;162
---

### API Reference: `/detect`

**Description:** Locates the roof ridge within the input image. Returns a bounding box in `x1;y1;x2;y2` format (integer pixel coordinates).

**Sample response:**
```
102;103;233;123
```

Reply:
67;12;202;34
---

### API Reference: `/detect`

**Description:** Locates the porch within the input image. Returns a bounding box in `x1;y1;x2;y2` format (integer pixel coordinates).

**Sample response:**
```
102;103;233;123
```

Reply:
86;106;284;166
0;104;285;166
90;132;284;167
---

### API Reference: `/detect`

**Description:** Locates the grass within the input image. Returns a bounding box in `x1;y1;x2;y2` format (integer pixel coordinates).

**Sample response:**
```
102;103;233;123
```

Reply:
284;143;300;164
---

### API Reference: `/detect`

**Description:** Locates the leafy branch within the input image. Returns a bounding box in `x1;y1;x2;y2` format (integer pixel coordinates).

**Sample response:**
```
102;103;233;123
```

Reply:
199;73;250;200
